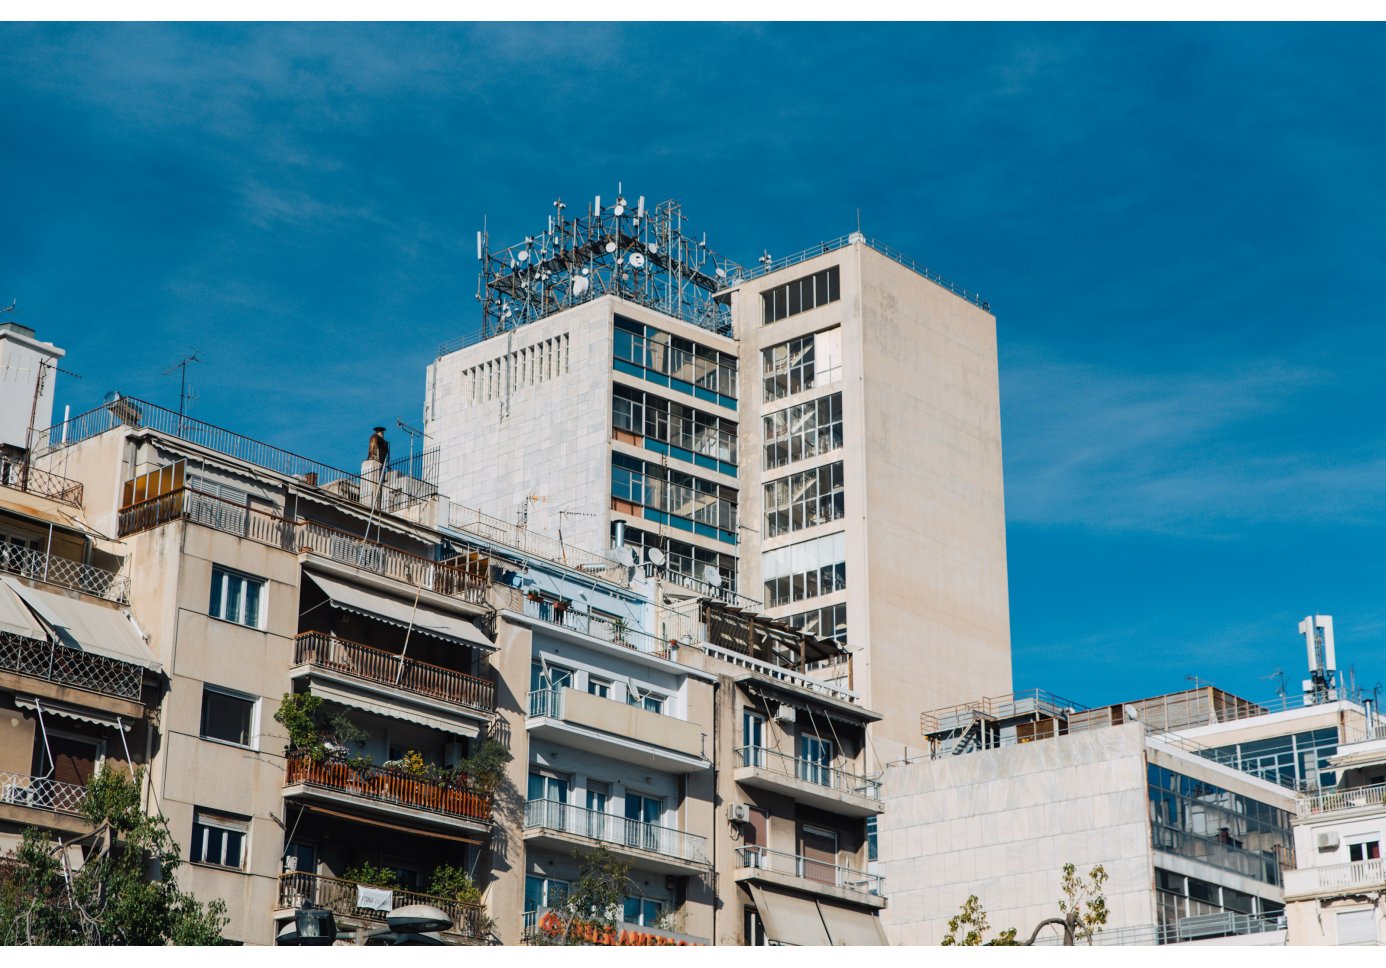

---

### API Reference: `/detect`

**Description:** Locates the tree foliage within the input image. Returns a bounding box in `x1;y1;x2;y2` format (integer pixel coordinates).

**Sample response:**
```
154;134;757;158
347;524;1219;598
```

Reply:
273;692;367;763
0;768;227;945
941;861;1108;947
533;846;631;945
941;894;1016;946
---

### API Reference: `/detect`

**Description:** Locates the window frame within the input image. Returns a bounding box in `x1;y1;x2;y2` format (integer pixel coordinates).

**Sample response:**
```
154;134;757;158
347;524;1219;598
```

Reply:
209;564;266;629
191;808;249;870
199;684;260;750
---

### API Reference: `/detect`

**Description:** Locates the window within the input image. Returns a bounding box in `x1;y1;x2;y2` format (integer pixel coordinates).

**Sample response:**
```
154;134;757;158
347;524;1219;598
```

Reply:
624;793;663;851
762;532;847;607
587;677;611;699
799;735;833;786
528;771;569;804
762;265;840;325
613;315;737;404
744;907;769;946
191;809;248;869
200;686;256;747
1349;841;1381;862
209;566;264;628
622;896;666;927
764;392;843;469
627;688;666;715
866;815;878;862
764;461;845;537
525;875;570;914
784;603;848;645
1337;909;1377;945
743;709;766;767
611;455;738;538
616;524;738;594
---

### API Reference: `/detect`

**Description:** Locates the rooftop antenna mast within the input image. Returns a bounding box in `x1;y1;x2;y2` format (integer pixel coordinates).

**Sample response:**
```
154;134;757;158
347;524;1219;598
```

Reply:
163;351;201;430
395;418;428;474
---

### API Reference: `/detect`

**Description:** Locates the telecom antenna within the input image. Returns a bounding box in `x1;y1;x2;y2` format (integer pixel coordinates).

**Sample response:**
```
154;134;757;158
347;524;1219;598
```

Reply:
163;351;201;427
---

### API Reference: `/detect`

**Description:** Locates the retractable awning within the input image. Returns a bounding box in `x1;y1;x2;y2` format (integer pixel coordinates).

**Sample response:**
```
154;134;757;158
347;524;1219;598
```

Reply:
817;899;890;945
14;695;131;732
0;581;47;640
305;681;480;739
746;884;832;946
304;572;493;651
2;577;161;673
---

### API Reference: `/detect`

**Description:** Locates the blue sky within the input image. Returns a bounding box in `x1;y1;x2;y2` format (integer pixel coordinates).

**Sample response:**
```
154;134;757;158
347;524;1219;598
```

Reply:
4;23;1383;708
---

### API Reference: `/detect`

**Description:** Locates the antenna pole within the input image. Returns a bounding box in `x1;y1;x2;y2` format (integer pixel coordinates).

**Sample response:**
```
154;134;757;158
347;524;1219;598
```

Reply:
163;352;201;433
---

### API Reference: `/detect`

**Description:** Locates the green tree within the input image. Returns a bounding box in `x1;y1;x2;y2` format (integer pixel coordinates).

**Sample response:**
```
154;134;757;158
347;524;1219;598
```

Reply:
941;895;1017;946
534;846;630;945
941;861;1108;947
0;768;227;945
273;692;367;762
454;739;512;795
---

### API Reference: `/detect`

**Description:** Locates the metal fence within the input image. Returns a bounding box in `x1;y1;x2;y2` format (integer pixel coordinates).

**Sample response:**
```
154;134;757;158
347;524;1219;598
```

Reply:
0;629;144;701
0;545;129;605
1298;781;1386;818
0;457;84;508
277;872;488;941
294;632;495;713
523;798;709;865
448;503;630;586
0;770;88;814
734;846;882;898
734;746;881;800
284;753;491;824
1033;912;1286;946
515;591;672;660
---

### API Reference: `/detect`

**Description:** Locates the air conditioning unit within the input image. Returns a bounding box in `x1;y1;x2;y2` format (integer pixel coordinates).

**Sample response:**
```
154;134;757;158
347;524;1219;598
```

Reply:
726;802;751;824
773;703;797;725
1317;831;1340;850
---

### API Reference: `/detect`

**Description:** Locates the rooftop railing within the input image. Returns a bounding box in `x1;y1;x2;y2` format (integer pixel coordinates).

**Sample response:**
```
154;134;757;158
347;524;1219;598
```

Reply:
277;872;488;942
37;395;437;508
1032;912;1286;946
1;545;129;605
735;746;881;800
0;629;144;702
283;753;491;825
514;591;672;661
523;798;709;866
0;769;87;815
702;642;860;705
119;488;487;606
0;457;84;508
920;688;1088;735
1297;781;1386;818
727;232;989;311
293;632;494;714
448;503;630;587
734;846;882;899
1284;858;1386;897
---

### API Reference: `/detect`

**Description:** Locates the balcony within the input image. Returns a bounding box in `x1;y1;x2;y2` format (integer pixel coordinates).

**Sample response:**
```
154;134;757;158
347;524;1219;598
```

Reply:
734;747;882;818
1;545;129;605
0;458;84;508
118;488;486;606
734;846;885;909
527;689;708;773
0;769;93;836
293;631;494;717
522;799;709;875
516;593;672;660
282;753;491;836
276;872;489;944
1283;859;1386;899
521;907;711;946
1297;782;1386;819
0;630;144;702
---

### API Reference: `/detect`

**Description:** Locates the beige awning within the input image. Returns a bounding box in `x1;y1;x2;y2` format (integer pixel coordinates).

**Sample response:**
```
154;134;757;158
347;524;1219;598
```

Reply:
14;695;131;732
304;572;493;651
306;681;480;739
747;884;832;946
0;581;47;640
3;577;161;673
817;900;889;945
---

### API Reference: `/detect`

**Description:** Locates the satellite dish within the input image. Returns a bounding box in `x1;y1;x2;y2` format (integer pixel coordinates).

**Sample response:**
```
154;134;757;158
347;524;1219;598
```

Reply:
647;548;666;566
647;243;659;255
619;546;639;567
703;565;723;588
581;266;590;275
572;276;590;296
516;250;529;262
613;204;625;216
715;267;726;278
605;241;617;253
629;252;646;269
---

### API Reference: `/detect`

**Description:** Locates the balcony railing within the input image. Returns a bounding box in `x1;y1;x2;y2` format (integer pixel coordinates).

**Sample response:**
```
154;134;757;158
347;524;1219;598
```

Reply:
516;593;671;660
735;747;881;800
524;798;708;866
0;629;144;701
735;846;883;898
1032;912;1287;946
528;689;563;719
277;872;488;942
0;769;87;815
0;457;84;508
284;753;491;825
1285;858;1386;896
118;488;487;605
1;545;129;605
1298;782;1386;818
448;503;631;587
294;632;494;714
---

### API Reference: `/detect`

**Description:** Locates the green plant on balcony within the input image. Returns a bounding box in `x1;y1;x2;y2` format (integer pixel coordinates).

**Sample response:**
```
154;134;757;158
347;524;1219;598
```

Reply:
609;616;629;645
274;692;368;764
342;861;399;889
429;865;495;939
453;739;512;796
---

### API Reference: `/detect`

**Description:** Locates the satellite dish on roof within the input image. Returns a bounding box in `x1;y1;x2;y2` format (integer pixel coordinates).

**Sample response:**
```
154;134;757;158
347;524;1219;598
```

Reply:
703;565;723;588
613;204;626;216
572;276;590;296
618;546;639;567
516;250;529;262
605;241;617;253
647;548;666;566
647;243;659;255
715;267;726;278
628;252;646;269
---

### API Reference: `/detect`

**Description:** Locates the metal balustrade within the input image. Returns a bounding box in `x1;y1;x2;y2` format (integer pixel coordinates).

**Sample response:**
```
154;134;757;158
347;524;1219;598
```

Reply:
1298;782;1386;818
1032;912;1287;946
0;770;88;815
0;457;84;508
528;689;563;719
277;872;488;941
701;643;859;705
734;846;882;898
448;503;631;587
118;488;488;606
0;545;129;605
0;629;144;701
735;746;881;800
515;591;671;660
524;798;709;865
294;632;494;714
284;753;491;824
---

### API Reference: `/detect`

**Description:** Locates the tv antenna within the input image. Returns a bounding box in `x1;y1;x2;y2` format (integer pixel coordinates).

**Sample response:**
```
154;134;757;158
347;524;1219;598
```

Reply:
395;418;429;471
1;299;15;315
162;351;201;424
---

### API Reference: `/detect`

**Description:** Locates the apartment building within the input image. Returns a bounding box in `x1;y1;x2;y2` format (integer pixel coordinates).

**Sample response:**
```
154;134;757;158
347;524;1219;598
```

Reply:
1284;714;1386;945
425;195;1011;747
